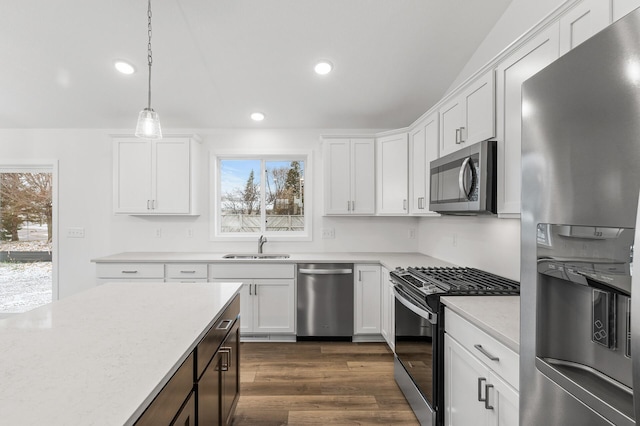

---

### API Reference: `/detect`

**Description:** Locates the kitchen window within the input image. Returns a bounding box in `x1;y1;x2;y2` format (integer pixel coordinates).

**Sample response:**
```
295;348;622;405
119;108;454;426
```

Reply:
211;154;310;240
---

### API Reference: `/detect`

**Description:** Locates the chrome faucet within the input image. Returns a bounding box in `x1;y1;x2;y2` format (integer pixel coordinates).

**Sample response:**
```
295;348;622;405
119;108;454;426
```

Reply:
258;235;267;253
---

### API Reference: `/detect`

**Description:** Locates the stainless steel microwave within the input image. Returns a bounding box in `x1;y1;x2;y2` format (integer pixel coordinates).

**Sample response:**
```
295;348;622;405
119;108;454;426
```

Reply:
429;140;496;214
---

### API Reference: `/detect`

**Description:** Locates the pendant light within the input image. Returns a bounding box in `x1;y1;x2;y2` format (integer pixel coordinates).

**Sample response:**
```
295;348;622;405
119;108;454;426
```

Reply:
135;0;162;139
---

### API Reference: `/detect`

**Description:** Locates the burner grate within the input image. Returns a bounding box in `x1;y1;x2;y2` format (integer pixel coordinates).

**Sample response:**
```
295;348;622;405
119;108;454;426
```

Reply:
409;267;519;294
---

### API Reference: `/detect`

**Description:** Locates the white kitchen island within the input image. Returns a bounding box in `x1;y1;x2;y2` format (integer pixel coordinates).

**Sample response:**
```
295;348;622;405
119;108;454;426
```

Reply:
0;281;242;426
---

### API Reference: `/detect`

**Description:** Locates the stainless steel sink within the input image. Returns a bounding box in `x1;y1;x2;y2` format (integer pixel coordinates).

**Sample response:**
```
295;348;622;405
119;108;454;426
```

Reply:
222;253;290;259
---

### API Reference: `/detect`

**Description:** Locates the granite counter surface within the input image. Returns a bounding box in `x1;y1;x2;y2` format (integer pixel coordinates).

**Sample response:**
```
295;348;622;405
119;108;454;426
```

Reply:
441;295;520;353
0;281;242;426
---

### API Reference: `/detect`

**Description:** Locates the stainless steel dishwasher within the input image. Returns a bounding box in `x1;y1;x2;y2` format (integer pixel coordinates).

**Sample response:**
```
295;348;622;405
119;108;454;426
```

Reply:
296;263;354;340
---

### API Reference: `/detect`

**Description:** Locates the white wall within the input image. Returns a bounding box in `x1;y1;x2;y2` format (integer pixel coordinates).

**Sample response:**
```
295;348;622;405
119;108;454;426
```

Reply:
445;0;566;93
418;216;520;281
0;128;419;299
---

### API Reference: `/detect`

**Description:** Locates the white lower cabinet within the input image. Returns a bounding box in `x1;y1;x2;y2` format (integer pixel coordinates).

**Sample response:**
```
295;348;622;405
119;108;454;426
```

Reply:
380;267;395;350
210;263;296;337
444;308;519;426
354;264;382;335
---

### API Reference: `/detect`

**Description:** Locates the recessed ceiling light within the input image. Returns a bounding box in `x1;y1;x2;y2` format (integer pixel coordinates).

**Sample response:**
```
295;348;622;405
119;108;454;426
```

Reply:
314;61;333;75
114;60;135;75
251;112;265;121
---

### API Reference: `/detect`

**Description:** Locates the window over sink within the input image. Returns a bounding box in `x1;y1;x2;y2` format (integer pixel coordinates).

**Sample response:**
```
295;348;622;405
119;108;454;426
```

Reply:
210;154;310;240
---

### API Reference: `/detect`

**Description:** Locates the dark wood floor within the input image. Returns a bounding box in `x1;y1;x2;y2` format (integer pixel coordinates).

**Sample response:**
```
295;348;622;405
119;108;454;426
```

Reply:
232;341;419;425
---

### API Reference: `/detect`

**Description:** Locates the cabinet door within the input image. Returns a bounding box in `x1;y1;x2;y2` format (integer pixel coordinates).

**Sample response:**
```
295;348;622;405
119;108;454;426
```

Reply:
613;0;640;21
170;391;195;426
351;139;376;214
380;267;395;350
444;334;490;426
376;133;408;215
559;0;611;55
464;70;495;145
354;264;382;334
410;113;439;215
221;321;240;425
197;353;222;426
113;138;152;214
496;24;559;215
323;138;351;215
488;371;519;426
213;280;251;333
439;96;464;157
153;138;191;214
253;279;295;333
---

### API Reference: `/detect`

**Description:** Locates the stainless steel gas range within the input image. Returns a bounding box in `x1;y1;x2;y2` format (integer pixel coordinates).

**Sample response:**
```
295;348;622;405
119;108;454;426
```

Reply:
390;266;520;426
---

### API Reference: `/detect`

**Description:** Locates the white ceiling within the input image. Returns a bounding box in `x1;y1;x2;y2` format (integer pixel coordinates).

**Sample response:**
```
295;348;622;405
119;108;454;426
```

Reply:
1;0;512;130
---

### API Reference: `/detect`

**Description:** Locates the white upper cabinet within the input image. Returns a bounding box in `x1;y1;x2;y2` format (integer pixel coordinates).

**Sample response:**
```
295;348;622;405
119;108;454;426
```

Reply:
376;132;409;215
612;0;640;21
439;70;495;157
495;24;560;216
323;137;375;215
559;0;611;55
113;136;200;215
409;112;439;215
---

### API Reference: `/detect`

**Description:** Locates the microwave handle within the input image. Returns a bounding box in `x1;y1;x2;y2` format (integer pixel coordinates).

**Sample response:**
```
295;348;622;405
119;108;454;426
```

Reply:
458;157;472;200
632;191;640;421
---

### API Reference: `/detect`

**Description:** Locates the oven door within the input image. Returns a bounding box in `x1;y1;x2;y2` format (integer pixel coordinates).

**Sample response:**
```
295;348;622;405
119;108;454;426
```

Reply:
394;285;438;424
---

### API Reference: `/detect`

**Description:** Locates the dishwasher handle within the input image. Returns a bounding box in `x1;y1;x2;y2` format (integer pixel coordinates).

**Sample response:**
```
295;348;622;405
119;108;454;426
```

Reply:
298;268;353;275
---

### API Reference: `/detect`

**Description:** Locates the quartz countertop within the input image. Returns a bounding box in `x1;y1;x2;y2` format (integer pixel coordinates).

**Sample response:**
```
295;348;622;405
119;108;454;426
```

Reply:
440;296;520;353
91;251;455;271
0;281;242;426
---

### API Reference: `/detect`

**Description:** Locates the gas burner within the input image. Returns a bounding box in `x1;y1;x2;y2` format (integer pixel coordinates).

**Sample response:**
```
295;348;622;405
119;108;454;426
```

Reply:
390;266;520;307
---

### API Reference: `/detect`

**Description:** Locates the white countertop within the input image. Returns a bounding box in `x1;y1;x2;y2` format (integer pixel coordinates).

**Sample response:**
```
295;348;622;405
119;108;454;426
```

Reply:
441;296;520;353
91;251;456;270
0;281;242;426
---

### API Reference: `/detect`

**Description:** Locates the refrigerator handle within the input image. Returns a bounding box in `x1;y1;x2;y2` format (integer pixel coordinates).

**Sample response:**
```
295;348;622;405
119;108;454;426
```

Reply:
632;191;640;421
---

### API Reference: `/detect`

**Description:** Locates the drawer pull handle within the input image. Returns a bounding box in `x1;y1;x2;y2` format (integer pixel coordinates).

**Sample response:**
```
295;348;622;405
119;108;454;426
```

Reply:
217;319;232;330
219;347;231;371
477;377;487;402
180;270;196;274
121;270;138;274
484;384;494;410
474;344;499;361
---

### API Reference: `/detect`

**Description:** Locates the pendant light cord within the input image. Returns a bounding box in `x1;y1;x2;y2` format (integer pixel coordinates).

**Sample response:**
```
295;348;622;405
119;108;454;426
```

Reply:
147;0;153;110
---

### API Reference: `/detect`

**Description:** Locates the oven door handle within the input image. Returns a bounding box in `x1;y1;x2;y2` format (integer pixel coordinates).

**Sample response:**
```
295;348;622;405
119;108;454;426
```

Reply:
394;286;438;324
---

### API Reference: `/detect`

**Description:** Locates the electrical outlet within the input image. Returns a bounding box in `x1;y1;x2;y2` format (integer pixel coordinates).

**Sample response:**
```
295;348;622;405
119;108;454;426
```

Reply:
408;228;416;239
155;228;162;238
67;227;85;238
321;228;335;239
186;228;193;238
452;233;458;247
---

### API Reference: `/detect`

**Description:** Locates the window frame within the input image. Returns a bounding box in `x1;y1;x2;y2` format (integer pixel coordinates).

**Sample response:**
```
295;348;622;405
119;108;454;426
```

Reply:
210;150;312;241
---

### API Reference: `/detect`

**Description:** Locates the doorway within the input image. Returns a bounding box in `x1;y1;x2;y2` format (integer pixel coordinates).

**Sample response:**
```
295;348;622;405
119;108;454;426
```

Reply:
0;163;57;316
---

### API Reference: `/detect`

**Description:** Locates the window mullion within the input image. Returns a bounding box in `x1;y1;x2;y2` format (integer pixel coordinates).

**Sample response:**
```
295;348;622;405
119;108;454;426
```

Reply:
261;159;267;234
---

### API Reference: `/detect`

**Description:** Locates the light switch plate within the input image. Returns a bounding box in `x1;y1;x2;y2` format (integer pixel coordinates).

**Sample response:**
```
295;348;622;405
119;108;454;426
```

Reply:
67;227;85;238
321;228;335;239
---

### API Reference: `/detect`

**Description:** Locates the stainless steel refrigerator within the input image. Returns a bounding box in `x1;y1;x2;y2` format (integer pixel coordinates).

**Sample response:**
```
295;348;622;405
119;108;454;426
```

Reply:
521;8;640;426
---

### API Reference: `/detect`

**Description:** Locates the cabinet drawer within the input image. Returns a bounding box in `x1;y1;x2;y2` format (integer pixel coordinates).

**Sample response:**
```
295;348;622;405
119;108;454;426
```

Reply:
96;263;164;279
135;352;194;426
196;295;240;380
165;264;208;279
209;263;295;279
445;308;519;390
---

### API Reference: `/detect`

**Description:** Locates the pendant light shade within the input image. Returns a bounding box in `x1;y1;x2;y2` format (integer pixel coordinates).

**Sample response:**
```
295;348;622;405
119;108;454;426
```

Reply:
135;0;162;139
135;108;162;139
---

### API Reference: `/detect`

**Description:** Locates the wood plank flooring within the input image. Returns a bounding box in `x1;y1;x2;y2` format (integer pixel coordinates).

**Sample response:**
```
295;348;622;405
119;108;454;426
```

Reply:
232;341;419;425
